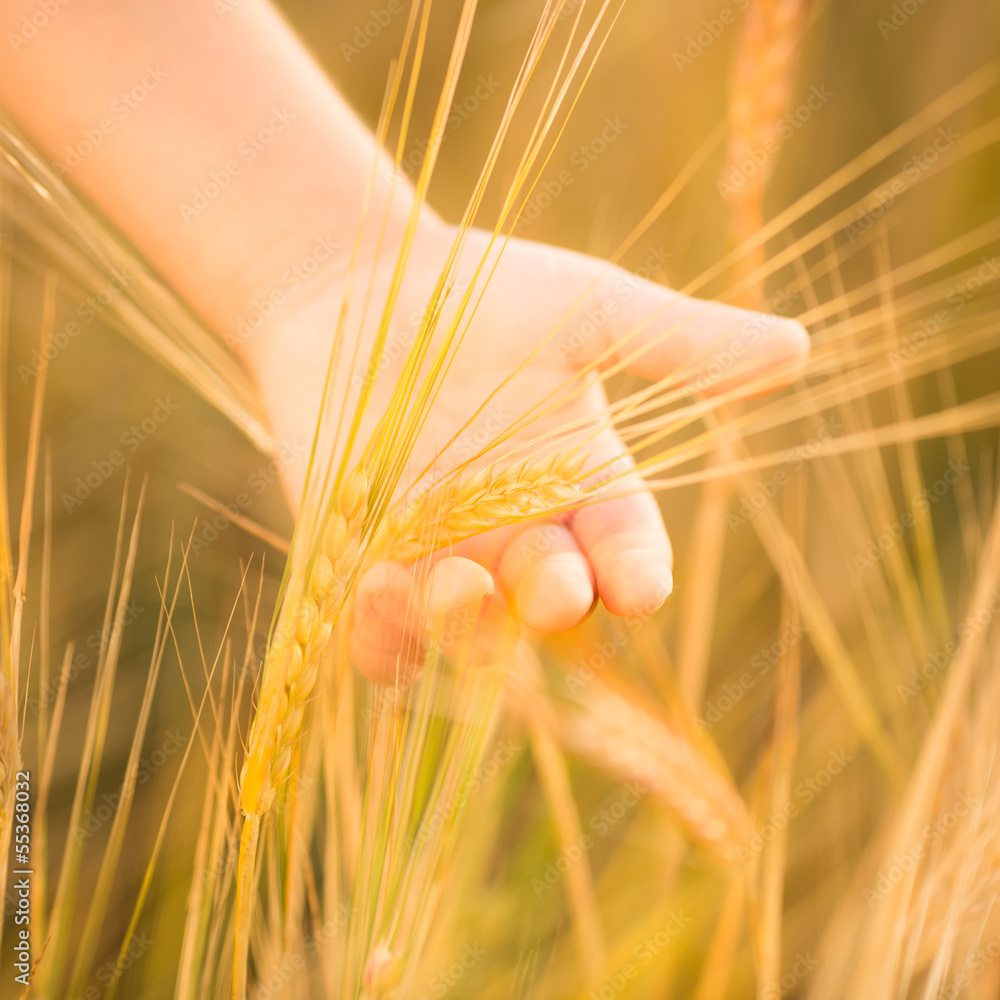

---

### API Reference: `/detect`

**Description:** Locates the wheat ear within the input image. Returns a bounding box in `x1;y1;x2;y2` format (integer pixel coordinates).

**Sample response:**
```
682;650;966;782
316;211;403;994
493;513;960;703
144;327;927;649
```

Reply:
240;451;588;819
240;467;368;818
373;454;586;565
559;681;752;863
726;0;808;304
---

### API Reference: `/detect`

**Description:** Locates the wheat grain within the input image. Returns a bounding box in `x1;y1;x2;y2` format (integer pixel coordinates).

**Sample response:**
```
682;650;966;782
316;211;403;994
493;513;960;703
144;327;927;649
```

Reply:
362;941;404;996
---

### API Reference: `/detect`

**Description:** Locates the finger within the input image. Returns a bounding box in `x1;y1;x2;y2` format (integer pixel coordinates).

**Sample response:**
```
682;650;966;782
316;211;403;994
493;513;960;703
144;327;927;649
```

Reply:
548;247;809;393
496;522;595;633
570;435;673;618
350;556;494;684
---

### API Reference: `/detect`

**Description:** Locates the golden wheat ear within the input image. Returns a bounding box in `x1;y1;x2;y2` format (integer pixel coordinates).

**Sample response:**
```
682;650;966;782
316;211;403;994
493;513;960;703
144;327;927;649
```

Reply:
372;454;587;565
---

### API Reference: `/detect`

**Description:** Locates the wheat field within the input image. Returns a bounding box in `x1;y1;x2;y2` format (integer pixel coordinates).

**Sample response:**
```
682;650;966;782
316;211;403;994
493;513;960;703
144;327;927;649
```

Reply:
1;1;1000;998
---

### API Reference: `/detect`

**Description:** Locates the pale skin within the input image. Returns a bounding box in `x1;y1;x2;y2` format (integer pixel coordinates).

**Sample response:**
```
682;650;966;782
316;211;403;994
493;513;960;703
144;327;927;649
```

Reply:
0;0;808;682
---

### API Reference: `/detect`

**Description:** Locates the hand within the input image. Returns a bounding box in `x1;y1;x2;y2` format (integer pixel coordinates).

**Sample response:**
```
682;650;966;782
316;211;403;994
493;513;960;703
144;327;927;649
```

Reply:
237;215;808;682
0;0;807;683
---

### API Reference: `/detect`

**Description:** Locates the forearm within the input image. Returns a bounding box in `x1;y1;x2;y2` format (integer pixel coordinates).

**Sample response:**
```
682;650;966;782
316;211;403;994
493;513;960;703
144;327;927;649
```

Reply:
0;0;418;340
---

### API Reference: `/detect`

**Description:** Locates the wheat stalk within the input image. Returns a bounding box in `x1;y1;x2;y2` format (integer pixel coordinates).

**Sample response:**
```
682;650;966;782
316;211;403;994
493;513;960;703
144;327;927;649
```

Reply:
373;454;586;565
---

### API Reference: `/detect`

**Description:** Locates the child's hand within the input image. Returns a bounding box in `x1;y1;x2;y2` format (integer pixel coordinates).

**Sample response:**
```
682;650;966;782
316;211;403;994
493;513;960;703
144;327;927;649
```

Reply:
238;216;808;681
